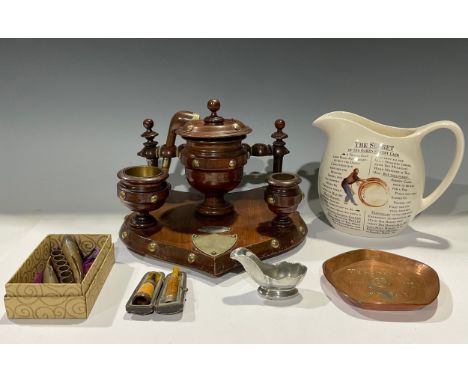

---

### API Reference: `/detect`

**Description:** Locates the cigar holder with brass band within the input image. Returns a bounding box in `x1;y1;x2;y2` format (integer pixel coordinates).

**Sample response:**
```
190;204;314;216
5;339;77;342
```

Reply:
117;99;307;277
126;272;165;315
125;271;188;315
156;270;187;315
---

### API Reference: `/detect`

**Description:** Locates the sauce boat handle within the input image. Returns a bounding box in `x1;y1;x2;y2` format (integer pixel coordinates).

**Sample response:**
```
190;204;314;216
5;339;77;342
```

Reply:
416;121;465;213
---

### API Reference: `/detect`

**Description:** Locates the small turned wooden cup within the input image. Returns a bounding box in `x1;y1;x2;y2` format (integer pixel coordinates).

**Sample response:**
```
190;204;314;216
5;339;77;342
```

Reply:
117;165;170;229
265;172;303;228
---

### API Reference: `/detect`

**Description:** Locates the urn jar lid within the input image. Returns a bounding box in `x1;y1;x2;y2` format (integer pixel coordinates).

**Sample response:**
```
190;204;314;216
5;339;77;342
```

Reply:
176;99;252;139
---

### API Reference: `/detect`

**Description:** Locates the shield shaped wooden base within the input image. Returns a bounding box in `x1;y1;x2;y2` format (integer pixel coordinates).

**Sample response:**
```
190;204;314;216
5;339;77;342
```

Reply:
119;187;307;277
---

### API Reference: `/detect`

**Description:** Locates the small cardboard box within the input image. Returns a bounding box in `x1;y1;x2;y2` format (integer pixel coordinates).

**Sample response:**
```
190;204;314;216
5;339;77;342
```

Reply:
4;234;114;319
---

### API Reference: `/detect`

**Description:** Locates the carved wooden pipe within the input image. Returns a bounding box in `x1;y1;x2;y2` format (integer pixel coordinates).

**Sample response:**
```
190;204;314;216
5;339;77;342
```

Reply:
160;111;200;172
138;111;199;170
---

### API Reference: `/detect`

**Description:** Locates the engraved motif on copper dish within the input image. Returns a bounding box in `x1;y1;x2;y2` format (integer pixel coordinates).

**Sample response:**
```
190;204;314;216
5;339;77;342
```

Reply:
323;249;440;311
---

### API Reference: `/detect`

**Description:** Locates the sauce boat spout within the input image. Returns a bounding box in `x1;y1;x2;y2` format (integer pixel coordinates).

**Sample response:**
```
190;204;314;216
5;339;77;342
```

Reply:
230;247;267;285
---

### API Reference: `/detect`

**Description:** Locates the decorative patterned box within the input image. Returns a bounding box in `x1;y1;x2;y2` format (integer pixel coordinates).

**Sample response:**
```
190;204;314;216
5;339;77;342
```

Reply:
4;234;114;319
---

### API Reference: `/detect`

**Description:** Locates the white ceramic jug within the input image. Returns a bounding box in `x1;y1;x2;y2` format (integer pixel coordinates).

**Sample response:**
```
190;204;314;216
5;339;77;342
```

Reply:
313;111;465;238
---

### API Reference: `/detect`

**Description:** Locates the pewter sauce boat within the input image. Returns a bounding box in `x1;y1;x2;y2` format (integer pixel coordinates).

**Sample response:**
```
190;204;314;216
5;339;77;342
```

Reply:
230;247;307;300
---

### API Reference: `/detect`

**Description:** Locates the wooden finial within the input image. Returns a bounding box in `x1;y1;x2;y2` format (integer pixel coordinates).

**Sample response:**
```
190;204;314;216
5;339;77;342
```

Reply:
207;99;220;114
204;99;224;124
271;119;289;172
272;119;288;140
138;118;159;167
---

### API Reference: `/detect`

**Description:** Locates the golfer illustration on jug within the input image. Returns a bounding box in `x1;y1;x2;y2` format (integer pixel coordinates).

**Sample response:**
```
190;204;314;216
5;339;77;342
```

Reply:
341;168;363;205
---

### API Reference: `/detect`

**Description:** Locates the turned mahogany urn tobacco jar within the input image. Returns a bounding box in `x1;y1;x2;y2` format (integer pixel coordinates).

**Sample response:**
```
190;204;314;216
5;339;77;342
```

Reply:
176;99;252;217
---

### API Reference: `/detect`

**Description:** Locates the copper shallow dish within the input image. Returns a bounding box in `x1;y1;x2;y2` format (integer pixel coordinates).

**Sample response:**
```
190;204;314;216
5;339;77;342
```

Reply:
323;249;440;311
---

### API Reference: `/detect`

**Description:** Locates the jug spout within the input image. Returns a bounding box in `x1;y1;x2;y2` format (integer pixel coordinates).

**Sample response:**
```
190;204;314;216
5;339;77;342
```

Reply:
312;111;346;135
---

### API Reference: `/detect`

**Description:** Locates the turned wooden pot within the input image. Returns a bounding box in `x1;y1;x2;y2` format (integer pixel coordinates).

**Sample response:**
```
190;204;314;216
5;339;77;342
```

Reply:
117;165;170;228
176;99;252;217
179;138;249;216
265;172;303;227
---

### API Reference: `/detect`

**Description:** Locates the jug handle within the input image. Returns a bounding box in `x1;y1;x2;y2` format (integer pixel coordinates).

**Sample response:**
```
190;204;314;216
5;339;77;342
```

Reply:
416;120;465;213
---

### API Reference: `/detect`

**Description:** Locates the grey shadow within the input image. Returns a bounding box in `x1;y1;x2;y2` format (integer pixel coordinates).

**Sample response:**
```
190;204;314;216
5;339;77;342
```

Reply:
297;161;322;219
420;178;468;216
0;262;134;328
84;262;134;326
239;157;273;188
122;279;195;322
307;214;450;251
320;275;452;323
223;288;329;310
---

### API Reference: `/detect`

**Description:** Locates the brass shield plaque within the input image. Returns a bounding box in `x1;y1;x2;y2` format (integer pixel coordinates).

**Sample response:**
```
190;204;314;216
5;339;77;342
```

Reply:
192;233;238;257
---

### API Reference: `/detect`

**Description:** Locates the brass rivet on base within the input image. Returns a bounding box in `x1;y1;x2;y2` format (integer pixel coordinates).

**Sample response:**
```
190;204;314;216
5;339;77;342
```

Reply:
271;239;280;248
119;190;126;200
188;253;196;263
150;194;158;203
267;195;275;205
186;125;193;132
228;159;236;169
148;241;157;252
299;226;305;234
192;159;200;168
121;231;128;240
